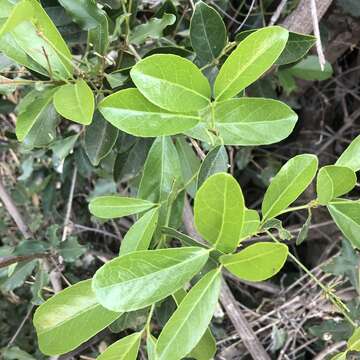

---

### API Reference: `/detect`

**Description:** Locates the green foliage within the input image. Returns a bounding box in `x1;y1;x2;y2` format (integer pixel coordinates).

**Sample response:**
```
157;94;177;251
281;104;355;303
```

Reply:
336;135;360;171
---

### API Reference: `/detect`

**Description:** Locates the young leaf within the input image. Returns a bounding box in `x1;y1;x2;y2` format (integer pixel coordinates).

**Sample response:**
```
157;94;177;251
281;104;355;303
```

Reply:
98;88;199;137
239;209;260;241
214;26;288;101
288;55;333;81
197;145;228;188
336;135;360;172
190;1;227;64
33;280;120;356
53;79;94;125
316;165;356;205
156;269;221;360
328;200;360;249
194;173;245;253
84;111;119;166
130;54;211;112
92;247;209;312
220;242;288;281
262;154;318;221
211;97;297;145
276;32;316;66
119;207;159;255
348;327;360;351
296;209;312;245
97;332;141;360
89;196;156;219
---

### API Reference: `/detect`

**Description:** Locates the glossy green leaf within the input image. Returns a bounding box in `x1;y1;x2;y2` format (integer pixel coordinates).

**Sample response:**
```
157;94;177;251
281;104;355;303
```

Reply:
89;196;156;219
348;327;360;350
129;13;176;45
211;97;297;145
262;154;318;221
197;145;228;188
120;207;159;255
190;1;227;64
53;79;94;125
214;26;288;101
16;88;57;141
194;173;245;253
221;242;288;281
239;209;260;241
276;32;316;66
316;165;356;205
97;332;141;360
33;280;120;356
156;269;221;360
99;88;199;137
130;54;211;112
174;136;201;198
328;200;360;249
336;135;360;172
288;55;333;81
92;247;209;312
84;111;119;166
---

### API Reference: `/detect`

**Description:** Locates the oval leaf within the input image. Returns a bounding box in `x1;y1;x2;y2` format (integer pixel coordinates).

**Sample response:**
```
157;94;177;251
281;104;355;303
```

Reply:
89;196;156;219
220;242;288;281
92;247;209;312
156;269;221;360
262;154;318;221
194;173;245;253
240;209;260;241
317;165;356;205
130;54;211;112
33;280;120;356
336;135;360;172
214;26;288;101
53;79;94;125
98;88;199;137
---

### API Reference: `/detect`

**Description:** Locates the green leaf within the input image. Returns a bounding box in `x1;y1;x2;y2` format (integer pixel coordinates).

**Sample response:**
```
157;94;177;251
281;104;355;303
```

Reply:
328;200;360;249
33;279;120;356
194;173;245;253
89;196;156;219
336;135;360;172
211;97;297;145
240;209;260;241
129;13;176;45
2;346;36;360
221;242;288;281
276;32;316;66
174;136;201;198
120;207;159;255
214;26;288;101
190;1;227;64
92;247;209;312
156;269;221;360
197;145;228;188
50;134;79;167
330;352;348;360
316;165;356;205
348;327;360;351
97;332;141;360
130;54;211;112
53;79;94;125
16;87;57;141
262;154;318;221
84;111;119;166
288;55;333;81
99;88;199;137
147;332;157;360
0;260;37;292
296;209;312;245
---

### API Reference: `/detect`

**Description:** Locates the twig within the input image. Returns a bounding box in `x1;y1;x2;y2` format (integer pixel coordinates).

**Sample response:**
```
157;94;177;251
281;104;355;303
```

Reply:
313;341;347;359
235;0;256;32
7;305;34;347
269;0;288;26
310;0;326;71
0;254;48;269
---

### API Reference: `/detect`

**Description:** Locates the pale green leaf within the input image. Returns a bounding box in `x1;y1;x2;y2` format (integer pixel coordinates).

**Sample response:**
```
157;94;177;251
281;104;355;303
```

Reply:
53;79;94;125
220;242;288;281
156;269;221;360
194;173;245;253
89;196;156;219
190;1;227;64
316;165;356;205
98;88;199;137
120;207;159;255
288;55;333;81
348;327;360;350
92;247;209;312
130;54;211;112
97;332;141;360
239;209;260;241
336;135;360;172
214;26;288;101
330;352;348;360
262;154;318;221
33;280;120;356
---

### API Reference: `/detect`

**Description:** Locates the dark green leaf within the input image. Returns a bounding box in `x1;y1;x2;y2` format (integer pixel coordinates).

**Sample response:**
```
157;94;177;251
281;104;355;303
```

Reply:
288;56;333;81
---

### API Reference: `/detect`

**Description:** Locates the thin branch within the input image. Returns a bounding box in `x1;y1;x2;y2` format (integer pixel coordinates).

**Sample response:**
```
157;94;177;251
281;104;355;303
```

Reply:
269;0;287;26
310;0;326;70
7;305;34;347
